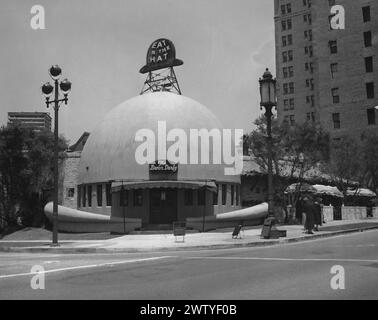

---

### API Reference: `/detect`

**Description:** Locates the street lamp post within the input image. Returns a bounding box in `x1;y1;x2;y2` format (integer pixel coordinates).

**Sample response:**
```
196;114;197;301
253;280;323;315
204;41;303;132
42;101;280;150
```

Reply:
41;65;71;246
259;68;283;239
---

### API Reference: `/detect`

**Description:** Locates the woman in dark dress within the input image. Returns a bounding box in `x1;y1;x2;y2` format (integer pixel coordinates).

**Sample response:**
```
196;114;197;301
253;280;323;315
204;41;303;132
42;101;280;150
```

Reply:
302;194;315;234
313;197;322;231
295;196;303;223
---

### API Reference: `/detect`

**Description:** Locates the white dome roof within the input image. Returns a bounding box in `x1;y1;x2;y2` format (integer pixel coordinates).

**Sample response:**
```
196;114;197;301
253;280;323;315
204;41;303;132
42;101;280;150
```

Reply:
78;92;240;184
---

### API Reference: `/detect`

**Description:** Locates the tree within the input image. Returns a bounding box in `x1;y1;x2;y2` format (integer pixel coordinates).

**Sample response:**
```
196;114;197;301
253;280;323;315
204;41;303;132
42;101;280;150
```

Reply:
360;133;378;194
248;116;329;180
323;135;364;197
246;116;330;220
0;124;67;232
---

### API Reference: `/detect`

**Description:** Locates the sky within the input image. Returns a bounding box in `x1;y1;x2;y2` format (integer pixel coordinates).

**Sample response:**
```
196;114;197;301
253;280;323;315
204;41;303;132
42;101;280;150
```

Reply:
0;0;275;145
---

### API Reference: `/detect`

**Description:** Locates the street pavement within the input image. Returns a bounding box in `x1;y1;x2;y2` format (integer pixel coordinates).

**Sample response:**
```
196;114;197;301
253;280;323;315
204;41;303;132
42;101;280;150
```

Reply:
0;229;377;299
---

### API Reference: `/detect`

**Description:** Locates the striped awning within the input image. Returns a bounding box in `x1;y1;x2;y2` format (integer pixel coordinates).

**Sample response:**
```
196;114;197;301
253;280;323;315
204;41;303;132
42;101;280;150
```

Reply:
111;180;217;192
346;188;377;197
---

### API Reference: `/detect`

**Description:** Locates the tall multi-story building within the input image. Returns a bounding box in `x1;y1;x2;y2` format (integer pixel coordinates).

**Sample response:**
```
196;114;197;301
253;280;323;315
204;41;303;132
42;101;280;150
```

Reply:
274;0;378;141
7;112;52;132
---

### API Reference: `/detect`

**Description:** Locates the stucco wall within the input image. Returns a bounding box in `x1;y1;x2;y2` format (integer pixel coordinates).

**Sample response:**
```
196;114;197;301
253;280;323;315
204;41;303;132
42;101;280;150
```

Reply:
372;207;378;218
322;206;334;222
341;206;367;220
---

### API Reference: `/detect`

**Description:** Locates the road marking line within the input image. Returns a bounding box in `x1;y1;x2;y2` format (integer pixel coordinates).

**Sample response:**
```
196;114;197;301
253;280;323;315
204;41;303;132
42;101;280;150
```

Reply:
0;256;172;279
184;256;378;263
0;240;103;243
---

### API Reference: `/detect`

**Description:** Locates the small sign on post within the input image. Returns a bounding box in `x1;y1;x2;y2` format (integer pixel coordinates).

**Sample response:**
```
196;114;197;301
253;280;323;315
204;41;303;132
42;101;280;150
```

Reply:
173;221;186;242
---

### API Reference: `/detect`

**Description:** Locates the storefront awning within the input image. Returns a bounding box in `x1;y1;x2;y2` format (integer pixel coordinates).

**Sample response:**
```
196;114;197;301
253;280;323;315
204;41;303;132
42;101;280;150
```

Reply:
346;188;377;198
312;184;344;198
111;180;217;193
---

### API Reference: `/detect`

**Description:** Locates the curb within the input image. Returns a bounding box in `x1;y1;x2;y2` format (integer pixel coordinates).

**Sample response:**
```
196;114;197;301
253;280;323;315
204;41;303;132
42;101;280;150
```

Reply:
1;225;377;254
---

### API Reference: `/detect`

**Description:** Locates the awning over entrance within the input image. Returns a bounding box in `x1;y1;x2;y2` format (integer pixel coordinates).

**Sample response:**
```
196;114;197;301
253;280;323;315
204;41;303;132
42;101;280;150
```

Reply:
111;180;217;193
312;184;344;198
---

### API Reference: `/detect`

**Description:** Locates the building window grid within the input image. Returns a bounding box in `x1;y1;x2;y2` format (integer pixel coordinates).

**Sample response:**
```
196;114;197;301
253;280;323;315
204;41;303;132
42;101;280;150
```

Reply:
362;6;371;23
329;40;338;54
284;99;289;111
282;36;287;47
365;57;373;73
289;98;294;110
332;113;341;129
304;14;312;24
287;19;292;29
105;183;112;206
306;79;314;90
289;115;295;126
184;189;194;206
231;185;235;206
331;63;338;78
66;188;75;198
133;189;143;207
120;188;128;207
367;108;376;125
77;186;81;208
236;185;240;206
198;189;206;206
282;20;287;31
282;52;288;63
96;184;103;207
87;185;92;207
213;184;219;205
82;185;86;207
288;34;293;45
366;82;375;99
289;82;294;94
364;31;372;47
283;67;288;78
222;184;227;205
332;88;340;104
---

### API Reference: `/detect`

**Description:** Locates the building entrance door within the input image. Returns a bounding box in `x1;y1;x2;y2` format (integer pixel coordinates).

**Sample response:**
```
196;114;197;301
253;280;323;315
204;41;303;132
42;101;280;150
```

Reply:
149;188;178;224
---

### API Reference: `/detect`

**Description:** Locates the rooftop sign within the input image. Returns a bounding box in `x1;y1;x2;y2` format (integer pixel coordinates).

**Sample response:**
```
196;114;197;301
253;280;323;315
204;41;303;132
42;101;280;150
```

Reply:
139;38;183;74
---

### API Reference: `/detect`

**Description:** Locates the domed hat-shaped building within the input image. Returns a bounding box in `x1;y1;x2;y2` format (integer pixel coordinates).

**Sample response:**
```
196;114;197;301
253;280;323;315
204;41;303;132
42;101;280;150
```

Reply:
77;91;241;229
43;38;264;234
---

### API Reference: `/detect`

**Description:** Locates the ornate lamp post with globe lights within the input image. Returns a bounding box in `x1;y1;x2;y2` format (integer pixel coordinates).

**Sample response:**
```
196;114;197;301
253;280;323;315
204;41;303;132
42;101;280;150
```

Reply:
41;65;71;246
259;68;285;239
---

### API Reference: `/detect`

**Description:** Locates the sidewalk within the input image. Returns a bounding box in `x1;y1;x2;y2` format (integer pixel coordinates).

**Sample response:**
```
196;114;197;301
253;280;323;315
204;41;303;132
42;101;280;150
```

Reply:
1;219;377;254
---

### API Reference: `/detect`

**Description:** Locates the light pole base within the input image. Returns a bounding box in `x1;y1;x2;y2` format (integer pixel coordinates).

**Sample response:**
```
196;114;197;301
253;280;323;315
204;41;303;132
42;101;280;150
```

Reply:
50;243;60;248
261;217;287;239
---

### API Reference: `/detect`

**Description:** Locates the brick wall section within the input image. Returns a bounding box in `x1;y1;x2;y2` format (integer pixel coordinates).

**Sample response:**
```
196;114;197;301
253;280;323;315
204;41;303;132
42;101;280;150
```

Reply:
274;0;378;139
61;151;81;209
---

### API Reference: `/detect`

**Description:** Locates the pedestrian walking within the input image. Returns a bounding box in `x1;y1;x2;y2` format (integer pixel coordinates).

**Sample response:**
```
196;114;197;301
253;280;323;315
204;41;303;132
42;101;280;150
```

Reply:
295;196;303;224
302;194;315;234
313;197;322;231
